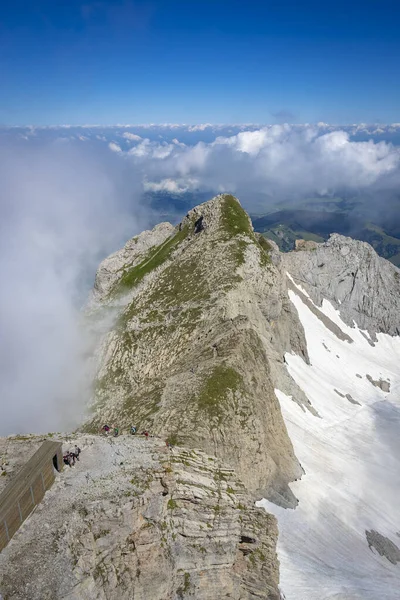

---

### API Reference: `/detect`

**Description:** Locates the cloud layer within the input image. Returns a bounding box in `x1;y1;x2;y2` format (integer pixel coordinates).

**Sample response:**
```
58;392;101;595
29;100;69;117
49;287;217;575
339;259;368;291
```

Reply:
0;139;145;435
115;124;400;208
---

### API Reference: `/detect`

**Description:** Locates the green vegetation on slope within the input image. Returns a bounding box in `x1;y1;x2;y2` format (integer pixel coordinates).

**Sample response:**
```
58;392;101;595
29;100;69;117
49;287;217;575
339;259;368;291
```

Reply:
111;224;189;297
195;365;244;421
257;235;272;254
147;256;210;308
221;195;271;266
118;195;260;329
256;234;272;266
118;252;210;329
89;196;274;431
220;194;253;238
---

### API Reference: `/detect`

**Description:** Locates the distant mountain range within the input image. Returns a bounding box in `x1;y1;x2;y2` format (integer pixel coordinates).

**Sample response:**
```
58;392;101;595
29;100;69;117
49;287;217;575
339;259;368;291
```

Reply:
251;195;400;266
144;191;400;267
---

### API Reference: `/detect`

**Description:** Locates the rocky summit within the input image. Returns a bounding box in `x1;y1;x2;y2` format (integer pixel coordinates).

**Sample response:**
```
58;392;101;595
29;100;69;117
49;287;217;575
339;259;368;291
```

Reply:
1;194;400;600
85;194;305;508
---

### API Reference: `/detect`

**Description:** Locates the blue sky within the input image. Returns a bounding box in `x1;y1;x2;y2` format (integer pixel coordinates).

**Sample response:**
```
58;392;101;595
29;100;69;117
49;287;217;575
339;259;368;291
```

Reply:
1;0;399;125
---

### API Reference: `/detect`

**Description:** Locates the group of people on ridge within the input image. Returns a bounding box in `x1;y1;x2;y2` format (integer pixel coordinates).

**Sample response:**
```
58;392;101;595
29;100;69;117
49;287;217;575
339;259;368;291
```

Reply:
63;445;81;467
101;424;151;438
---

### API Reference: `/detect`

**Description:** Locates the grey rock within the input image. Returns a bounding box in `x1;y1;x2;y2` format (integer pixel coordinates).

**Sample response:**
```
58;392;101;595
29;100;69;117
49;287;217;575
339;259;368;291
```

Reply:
0;435;280;600
89;222;175;306
84;195;303;505
294;239;319;251
333;389;361;405
287;277;353;343
366;374;391;392
283;234;400;338
345;393;361;405
366;530;400;565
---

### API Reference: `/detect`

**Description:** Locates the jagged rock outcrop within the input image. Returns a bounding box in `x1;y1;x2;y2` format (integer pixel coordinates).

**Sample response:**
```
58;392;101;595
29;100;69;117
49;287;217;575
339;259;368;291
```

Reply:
90;222;176;304
85;195;305;506
284;233;400;338
0;435;280;600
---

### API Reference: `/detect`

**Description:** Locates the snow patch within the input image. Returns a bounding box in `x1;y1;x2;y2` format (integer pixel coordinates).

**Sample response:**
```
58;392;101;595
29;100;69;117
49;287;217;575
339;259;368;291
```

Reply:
258;281;400;599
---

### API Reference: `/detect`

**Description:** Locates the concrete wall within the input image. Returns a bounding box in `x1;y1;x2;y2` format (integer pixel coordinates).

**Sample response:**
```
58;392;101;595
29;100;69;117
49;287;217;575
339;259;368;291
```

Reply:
0;441;63;552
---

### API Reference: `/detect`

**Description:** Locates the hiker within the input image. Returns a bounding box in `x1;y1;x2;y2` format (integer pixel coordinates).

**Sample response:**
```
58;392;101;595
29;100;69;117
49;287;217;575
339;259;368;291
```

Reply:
63;453;74;467
130;426;137;435
141;430;149;439
113;426;119;437
69;452;76;466
102;424;110;436
194;215;205;233
70;446;80;462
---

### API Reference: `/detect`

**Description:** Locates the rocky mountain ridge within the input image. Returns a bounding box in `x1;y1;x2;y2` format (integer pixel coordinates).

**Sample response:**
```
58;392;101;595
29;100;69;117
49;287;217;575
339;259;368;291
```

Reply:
85;195;308;508
283;232;400;337
1;194;400;600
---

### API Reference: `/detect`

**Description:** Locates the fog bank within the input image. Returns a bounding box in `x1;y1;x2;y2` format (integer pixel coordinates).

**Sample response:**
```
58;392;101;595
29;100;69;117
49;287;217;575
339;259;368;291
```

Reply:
0;140;145;435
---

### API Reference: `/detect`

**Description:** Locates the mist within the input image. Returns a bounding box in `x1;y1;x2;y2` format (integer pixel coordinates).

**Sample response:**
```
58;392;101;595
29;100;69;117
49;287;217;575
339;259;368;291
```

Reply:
0;139;147;435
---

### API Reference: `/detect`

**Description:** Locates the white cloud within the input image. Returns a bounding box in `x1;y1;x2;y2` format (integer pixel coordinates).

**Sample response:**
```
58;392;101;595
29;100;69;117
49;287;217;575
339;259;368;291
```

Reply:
213;126;293;156
187;123;213;132
174;142;210;175
103;124;400;206
0;140;146;435
122;132;142;142
143;177;198;194
128;138;151;157
116;125;400;202
108;141;122;152
125;139;176;160
152;143;175;159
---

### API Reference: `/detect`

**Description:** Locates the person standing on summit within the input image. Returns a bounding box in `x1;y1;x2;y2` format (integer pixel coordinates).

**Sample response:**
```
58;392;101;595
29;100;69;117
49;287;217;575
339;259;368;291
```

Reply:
73;445;81;461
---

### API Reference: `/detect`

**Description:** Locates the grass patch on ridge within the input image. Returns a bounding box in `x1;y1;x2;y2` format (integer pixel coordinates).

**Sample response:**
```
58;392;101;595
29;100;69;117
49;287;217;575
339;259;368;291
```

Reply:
221;195;272;267
111;225;189;297
195;365;244;420
220;195;253;238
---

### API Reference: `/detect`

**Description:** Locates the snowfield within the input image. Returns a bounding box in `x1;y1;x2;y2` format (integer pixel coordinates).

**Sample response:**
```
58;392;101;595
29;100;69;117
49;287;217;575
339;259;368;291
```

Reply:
258;278;400;600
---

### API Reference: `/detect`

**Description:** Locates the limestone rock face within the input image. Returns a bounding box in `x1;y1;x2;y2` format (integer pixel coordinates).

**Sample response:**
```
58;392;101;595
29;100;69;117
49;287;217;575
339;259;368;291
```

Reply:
90;222;175;305
294;239;319;252
0;435;280;600
85;195;303;505
3;198;399;600
284;233;400;337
